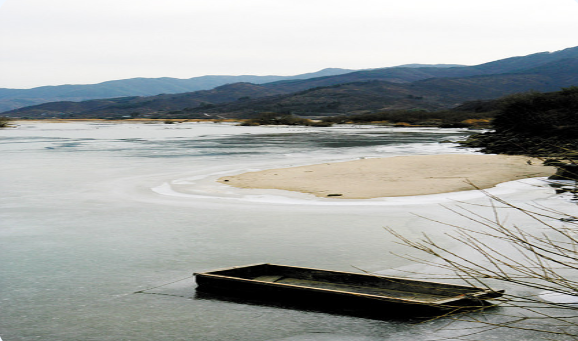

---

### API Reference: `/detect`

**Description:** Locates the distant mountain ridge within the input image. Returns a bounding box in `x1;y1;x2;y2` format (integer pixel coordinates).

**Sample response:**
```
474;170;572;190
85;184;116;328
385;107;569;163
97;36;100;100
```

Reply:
0;64;469;112
5;83;285;118
4;46;578;118
0;68;355;112
179;58;578;117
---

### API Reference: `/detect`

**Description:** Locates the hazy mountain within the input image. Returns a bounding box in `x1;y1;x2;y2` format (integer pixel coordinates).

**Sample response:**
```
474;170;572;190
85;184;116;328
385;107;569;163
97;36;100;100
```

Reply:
5;46;578;119
0;65;465;112
263;46;578;93
3;83;284;118
396;63;464;68
178;58;578;117
0;68;355;112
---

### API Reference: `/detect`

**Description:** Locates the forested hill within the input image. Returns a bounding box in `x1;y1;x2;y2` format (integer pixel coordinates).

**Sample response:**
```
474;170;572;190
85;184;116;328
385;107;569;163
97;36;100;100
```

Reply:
4;46;578;119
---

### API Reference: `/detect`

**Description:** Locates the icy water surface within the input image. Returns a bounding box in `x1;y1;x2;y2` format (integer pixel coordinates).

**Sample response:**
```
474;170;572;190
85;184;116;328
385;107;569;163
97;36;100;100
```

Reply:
1;122;575;341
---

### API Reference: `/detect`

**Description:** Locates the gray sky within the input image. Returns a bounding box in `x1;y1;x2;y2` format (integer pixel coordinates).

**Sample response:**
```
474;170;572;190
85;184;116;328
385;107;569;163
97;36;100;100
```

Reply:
1;0;577;89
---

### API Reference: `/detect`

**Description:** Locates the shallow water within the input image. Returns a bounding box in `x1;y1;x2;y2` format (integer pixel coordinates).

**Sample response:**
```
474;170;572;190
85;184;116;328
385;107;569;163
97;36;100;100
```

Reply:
1;122;576;341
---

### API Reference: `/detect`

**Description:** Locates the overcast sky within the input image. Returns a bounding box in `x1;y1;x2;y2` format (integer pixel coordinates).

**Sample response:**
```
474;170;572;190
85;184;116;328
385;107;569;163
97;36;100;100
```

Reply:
1;0;577;89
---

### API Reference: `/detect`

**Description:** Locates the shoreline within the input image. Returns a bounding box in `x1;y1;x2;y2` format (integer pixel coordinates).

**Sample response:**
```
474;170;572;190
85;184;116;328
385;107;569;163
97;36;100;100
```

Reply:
218;154;556;199
11;118;241;124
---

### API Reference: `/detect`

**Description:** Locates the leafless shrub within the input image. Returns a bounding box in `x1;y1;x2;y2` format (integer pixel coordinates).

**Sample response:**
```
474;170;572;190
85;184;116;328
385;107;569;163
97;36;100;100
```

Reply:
389;183;578;339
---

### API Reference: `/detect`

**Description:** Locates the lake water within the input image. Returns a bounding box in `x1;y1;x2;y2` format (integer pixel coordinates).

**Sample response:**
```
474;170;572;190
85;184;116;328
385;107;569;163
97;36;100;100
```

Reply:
1;121;576;341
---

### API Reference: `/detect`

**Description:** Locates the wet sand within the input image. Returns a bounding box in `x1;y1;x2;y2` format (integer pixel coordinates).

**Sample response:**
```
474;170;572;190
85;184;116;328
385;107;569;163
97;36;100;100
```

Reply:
218;154;556;199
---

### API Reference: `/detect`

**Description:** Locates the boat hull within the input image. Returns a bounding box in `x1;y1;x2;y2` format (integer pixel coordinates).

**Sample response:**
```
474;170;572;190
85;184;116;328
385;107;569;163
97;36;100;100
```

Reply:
194;263;502;318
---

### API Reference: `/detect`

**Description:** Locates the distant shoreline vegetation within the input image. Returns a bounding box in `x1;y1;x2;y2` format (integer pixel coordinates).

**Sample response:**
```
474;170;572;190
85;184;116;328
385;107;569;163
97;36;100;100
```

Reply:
237;110;494;129
461;87;578;157
0;116;12;128
320;107;495;128
239;112;333;127
238;95;501;129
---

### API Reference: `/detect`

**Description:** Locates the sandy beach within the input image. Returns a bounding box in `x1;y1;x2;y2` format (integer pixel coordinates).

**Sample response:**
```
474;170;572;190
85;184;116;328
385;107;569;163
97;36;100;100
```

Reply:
218;154;556;199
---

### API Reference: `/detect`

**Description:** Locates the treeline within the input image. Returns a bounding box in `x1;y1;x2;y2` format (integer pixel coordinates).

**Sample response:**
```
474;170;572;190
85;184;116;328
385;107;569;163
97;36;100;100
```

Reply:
492;87;578;138
240;99;502;128
462;87;578;156
321;109;496;128
240;112;333;127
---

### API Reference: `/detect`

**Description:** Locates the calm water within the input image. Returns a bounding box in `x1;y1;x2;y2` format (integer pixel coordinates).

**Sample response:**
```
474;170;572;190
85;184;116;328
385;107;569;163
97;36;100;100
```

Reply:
1;122;575;341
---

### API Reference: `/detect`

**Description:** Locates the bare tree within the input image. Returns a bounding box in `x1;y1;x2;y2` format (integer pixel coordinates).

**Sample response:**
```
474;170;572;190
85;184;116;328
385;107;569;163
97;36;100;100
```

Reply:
389;181;578;339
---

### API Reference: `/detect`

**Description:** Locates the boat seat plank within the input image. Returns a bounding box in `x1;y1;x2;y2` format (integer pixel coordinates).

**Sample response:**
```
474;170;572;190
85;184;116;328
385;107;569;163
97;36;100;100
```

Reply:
253;275;285;283
275;277;449;303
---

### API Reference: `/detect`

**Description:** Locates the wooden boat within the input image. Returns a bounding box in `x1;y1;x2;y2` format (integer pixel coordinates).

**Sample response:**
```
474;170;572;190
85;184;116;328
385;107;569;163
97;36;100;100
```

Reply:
194;263;503;317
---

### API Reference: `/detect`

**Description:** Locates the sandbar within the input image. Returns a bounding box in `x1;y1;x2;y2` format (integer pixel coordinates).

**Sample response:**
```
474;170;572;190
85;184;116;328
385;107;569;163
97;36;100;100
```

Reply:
218;154;556;199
